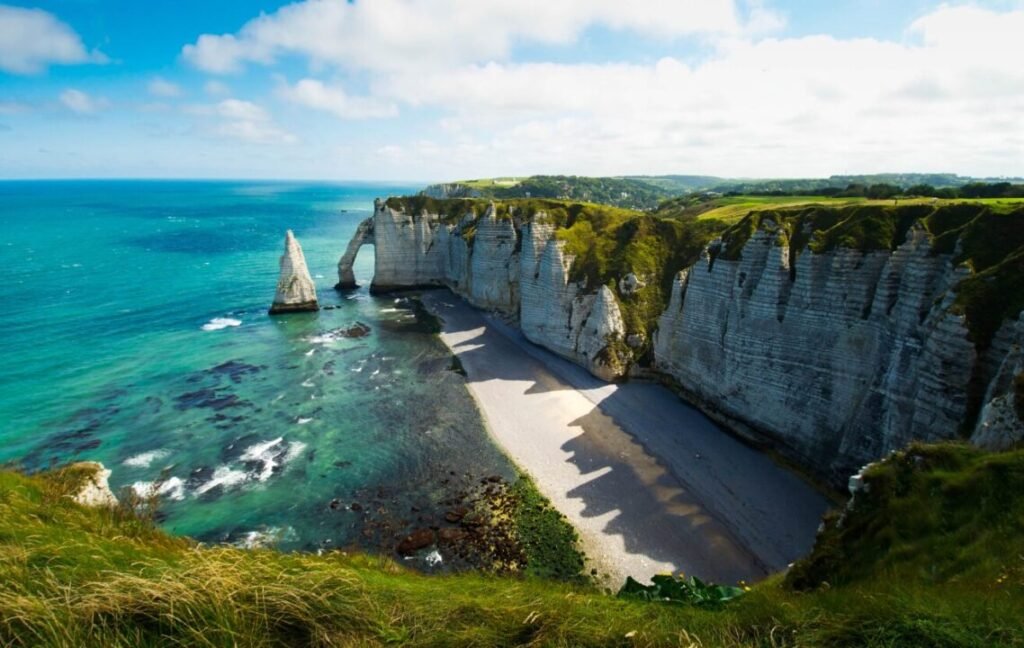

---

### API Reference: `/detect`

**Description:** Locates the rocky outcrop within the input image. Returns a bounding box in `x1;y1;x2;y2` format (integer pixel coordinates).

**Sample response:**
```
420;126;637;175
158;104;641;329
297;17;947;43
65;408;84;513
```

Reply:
973;315;1024;450
338;199;626;379
71;462;118;508
336;218;374;289
652;222;1014;481
270;230;319;314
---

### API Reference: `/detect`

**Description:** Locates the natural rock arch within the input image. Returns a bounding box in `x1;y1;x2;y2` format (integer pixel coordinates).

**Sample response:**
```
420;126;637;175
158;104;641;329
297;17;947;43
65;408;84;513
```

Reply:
335;216;375;290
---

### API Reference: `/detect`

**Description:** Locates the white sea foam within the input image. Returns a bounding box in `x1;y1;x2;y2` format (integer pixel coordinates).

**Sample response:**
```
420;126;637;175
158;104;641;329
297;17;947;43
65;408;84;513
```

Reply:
425;550;443;567
132;476;186;501
239;437;306;482
202;317;241;331
301;379;315;388
305;348;316;357
195;466;249;495
234;526;297;549
297;417;313;425
123;449;170;468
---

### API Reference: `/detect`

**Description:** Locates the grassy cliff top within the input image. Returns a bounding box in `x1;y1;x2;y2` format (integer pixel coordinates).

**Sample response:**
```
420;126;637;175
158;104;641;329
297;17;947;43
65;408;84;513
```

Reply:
3;445;1023;646
709;201;1024;351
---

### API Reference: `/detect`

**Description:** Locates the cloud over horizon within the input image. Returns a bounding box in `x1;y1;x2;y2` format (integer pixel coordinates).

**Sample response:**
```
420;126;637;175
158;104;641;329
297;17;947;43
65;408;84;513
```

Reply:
0;1;1021;179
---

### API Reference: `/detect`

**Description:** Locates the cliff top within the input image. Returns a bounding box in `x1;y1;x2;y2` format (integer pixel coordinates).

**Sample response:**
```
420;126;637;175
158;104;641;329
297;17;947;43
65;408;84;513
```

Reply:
3;443;1023;646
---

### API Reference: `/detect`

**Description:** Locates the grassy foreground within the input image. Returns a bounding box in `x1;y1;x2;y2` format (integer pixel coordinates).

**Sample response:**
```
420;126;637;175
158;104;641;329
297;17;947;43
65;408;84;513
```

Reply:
2;443;1023;647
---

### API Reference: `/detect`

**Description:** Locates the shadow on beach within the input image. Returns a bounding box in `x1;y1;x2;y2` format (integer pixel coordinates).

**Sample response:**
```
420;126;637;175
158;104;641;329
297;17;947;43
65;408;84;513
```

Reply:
423;289;831;584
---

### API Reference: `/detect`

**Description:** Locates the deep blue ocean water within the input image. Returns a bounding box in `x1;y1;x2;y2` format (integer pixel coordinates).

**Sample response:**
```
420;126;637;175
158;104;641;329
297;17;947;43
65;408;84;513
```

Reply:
0;181;514;559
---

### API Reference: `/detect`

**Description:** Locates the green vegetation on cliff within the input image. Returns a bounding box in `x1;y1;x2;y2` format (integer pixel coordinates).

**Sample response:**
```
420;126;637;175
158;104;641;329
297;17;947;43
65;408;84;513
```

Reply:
3;445;1024;646
385;195;1024;365
707;201;1024;352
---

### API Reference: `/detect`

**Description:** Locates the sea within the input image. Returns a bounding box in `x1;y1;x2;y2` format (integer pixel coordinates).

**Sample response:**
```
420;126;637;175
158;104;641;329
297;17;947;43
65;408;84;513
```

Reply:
0;180;516;562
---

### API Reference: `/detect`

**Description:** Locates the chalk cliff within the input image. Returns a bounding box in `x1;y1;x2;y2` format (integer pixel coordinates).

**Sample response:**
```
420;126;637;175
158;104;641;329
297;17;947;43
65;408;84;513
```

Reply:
339;199;1024;483
270;230;319;314
338;199;627;378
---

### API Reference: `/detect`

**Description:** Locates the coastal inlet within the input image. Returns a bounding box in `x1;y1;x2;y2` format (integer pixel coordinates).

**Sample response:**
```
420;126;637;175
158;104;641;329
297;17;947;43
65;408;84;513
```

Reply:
0;181;529;572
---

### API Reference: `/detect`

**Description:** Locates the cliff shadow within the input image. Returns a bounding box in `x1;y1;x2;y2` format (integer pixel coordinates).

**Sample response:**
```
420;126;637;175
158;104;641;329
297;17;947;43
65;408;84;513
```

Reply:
420;290;823;583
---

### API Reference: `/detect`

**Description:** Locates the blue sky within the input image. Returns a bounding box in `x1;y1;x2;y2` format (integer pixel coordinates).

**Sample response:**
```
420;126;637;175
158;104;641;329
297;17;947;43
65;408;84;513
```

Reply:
1;0;1022;180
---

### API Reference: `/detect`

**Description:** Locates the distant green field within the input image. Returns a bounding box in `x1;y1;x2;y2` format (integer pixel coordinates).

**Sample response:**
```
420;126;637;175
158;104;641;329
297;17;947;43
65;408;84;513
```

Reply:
658;195;1024;224
456;177;524;189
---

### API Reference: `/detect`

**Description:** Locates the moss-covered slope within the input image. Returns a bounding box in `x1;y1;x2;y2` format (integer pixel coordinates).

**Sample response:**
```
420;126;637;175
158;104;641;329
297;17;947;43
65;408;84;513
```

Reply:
3;446;1024;647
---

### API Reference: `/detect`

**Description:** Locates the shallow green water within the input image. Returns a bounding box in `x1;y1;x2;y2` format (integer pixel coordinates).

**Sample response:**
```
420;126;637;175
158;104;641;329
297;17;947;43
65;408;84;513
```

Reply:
0;180;515;562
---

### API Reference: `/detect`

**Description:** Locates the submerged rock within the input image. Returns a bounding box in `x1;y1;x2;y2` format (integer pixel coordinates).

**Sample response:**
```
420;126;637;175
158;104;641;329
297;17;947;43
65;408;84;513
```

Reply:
396;528;436;555
269;230;319;314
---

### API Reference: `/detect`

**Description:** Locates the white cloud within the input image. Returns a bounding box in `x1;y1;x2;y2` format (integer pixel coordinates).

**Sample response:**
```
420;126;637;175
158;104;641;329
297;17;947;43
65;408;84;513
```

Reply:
148;77;182;98
59;89;109;114
277;78;397;119
183;0;746;74
360;5;1024;178
204;80;231;96
0;5;106;74
190;99;297;145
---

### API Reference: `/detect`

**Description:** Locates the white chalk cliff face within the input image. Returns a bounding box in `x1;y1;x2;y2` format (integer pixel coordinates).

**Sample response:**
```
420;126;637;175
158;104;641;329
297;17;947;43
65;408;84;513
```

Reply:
339;200;1023;483
653;222;1021;481
338;200;628;380
270;230;319;314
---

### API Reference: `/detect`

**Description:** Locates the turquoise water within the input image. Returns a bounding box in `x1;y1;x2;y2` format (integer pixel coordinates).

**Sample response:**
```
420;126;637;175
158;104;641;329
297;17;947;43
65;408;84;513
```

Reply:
0;181;514;560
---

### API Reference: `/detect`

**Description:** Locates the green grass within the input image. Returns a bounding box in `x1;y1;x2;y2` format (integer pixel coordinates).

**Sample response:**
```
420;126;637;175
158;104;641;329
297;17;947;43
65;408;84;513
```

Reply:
3;446;1024;646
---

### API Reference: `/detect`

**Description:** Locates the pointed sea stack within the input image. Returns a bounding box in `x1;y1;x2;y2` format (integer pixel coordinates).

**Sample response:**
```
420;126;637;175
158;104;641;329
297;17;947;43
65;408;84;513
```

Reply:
269;230;319;314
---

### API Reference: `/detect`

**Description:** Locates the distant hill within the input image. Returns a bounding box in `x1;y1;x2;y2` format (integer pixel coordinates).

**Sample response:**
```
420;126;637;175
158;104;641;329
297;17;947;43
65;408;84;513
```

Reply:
420;173;1024;210
421;175;671;210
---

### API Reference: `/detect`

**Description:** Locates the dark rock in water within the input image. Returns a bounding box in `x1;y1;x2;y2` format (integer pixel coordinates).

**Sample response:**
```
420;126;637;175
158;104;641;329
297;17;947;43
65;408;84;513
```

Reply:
333;460;352;469
209;360;264;384
74;439;102;452
186;466;215;490
329;499;342;510
341;322;372;338
322;360;336;375
220;433;260;463
350;502;363;512
396;528;436;555
175;388;250;412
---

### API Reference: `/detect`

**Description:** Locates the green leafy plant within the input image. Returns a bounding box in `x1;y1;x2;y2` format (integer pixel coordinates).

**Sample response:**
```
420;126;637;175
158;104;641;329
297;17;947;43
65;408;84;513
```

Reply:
617;574;745;607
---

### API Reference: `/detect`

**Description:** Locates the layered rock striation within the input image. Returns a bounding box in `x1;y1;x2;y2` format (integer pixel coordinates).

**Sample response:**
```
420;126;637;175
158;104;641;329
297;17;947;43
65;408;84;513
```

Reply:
653;212;1024;481
270;230;319;314
338;199;628;379
339;199;1024;483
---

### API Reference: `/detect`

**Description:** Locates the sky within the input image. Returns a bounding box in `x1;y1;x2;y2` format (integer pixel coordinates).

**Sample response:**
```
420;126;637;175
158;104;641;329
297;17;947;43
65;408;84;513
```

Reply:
0;0;1022;181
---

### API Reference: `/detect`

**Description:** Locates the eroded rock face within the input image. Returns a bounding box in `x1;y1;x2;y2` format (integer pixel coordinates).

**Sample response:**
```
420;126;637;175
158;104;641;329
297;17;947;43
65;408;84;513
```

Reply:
270;230;319;314
652;223;1000;482
72;462;118;508
338;199;1023;482
972;315;1024;450
336;218;374;289
338;200;627;379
